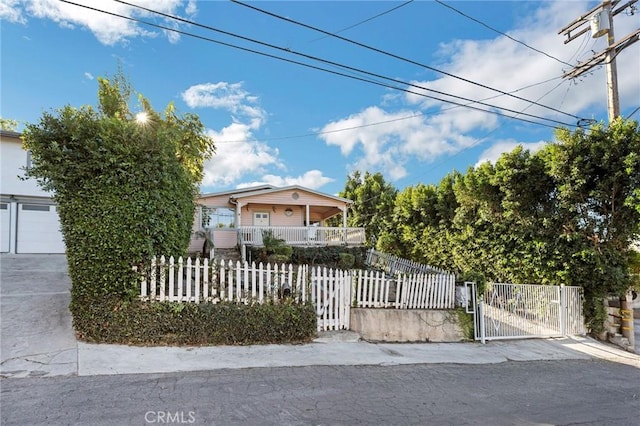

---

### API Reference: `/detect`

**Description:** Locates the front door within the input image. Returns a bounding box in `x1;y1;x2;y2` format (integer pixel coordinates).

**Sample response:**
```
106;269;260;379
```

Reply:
253;212;270;226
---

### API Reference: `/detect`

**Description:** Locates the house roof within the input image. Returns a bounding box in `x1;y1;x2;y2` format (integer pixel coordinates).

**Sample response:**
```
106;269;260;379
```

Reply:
199;185;352;204
198;185;274;199
0;130;22;140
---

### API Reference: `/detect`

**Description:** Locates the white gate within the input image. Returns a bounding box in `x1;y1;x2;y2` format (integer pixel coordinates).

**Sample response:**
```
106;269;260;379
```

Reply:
311;267;351;332
467;282;585;343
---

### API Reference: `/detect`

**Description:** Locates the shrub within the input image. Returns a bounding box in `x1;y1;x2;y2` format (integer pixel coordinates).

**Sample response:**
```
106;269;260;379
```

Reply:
74;297;317;345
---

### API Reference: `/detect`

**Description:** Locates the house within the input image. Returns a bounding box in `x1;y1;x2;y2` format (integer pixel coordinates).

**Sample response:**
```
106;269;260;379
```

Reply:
189;185;365;257
0;130;65;253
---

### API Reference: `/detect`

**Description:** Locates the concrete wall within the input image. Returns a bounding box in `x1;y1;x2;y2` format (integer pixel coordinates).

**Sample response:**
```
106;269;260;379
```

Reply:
350;308;465;343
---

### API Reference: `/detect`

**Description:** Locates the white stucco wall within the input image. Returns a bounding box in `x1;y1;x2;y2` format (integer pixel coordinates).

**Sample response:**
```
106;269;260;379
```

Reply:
0;135;51;198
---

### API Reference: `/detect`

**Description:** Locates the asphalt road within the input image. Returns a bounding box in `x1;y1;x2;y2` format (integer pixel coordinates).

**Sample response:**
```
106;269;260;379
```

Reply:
2;360;639;426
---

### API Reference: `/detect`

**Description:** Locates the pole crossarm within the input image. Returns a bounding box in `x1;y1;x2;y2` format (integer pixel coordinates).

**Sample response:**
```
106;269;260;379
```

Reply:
559;0;636;43
562;29;640;79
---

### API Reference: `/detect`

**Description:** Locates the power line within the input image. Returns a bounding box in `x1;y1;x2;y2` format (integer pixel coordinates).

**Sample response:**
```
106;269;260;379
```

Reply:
230;0;588;123
626;105;640;118
107;0;579;128
95;0;578;129
434;0;574;67
352;83;572;208
308;0;414;43
217;76;568;144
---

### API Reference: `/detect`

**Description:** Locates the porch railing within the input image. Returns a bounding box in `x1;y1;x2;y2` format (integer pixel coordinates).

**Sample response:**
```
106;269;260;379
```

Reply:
238;226;365;246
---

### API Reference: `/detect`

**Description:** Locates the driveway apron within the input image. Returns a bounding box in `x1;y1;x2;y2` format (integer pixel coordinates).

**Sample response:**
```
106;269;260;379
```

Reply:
1;254;77;377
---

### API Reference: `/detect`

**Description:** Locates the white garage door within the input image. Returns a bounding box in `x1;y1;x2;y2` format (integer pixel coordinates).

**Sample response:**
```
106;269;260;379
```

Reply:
1;203;10;252
17;203;65;253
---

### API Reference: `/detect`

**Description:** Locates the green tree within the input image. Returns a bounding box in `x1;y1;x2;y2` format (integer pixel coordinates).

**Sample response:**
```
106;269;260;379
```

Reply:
0;117;18;131
336;171;397;247
22;72;215;340
541;118;640;331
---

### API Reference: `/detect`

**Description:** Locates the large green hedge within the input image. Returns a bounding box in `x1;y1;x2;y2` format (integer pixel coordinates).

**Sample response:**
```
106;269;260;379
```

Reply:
375;118;640;334
22;73;216;339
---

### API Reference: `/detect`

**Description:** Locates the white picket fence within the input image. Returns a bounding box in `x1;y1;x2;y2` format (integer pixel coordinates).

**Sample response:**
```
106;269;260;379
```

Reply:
139;256;308;304
138;256;458;331
365;248;446;275
353;269;456;309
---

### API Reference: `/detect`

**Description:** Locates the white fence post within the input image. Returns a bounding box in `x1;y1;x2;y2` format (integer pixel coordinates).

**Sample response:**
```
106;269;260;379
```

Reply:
560;284;566;336
185;257;192;302
168;256;175;301
150;256;157;301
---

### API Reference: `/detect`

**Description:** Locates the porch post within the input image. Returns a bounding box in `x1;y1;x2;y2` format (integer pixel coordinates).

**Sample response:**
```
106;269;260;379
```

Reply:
305;205;310;244
342;205;347;244
342;205;347;228
235;202;242;226
235;202;242;246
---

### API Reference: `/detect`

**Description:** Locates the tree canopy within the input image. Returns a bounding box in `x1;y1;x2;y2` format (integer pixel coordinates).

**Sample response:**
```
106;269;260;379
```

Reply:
336;171;397;247
341;118;640;333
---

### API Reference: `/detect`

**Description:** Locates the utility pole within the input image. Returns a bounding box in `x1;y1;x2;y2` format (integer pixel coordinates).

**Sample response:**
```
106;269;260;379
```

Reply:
559;0;639;123
560;1;639;351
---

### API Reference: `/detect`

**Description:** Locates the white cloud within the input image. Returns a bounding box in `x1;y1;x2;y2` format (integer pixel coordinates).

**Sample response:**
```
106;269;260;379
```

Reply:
4;0;195;45
237;170;335;190
319;106;483;181
84;72;94;80
201;123;281;187
186;81;280;189
475;140;548;167
0;0;26;23
182;82;266;127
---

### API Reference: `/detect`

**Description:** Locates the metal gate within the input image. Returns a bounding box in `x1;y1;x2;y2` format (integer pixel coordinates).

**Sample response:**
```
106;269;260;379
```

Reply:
466;282;585;343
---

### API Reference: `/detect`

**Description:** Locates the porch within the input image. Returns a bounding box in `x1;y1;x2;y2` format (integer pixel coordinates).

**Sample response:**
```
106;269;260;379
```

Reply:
238;226;366;246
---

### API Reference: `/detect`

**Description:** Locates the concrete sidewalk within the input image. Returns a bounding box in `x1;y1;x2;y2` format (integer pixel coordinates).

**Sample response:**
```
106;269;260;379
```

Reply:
77;332;640;377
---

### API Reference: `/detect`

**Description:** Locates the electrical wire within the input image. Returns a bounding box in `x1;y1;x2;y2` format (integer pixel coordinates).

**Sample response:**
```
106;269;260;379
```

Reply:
230;0;588;123
434;0;574;67
95;0;578;129
626;105;640;118
307;0;414;43
216;75;567;144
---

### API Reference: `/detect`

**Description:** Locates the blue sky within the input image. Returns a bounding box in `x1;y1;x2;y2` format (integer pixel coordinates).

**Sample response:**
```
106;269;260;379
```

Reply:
2;1;639;195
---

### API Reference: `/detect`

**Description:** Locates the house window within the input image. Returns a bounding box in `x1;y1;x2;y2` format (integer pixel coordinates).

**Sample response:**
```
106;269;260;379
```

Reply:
26;151;32;171
202;207;235;229
21;204;50;212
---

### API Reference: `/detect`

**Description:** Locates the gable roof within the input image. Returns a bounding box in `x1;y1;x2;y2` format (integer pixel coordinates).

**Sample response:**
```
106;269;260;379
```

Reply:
199;185;274;199
199;184;352;204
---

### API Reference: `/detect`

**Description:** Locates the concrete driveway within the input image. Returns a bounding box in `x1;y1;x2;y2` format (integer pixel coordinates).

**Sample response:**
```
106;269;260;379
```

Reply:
0;254;77;378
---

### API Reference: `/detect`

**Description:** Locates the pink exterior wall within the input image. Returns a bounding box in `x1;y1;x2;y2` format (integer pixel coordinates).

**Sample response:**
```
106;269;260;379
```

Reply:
239;204;306;226
198;194;235;209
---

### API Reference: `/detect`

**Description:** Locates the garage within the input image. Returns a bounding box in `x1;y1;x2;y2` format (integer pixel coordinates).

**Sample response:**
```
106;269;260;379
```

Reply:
1;202;10;252
16;203;65;253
